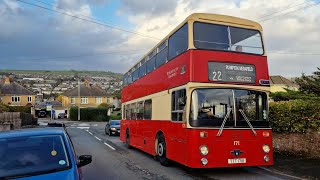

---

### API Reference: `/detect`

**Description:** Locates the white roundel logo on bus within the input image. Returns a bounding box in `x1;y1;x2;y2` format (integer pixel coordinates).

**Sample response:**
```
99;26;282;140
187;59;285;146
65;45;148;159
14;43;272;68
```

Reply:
180;65;186;74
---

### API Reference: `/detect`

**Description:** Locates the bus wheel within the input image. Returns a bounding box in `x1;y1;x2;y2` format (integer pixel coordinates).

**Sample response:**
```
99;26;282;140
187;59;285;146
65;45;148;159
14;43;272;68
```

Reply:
157;134;169;166
125;129;131;149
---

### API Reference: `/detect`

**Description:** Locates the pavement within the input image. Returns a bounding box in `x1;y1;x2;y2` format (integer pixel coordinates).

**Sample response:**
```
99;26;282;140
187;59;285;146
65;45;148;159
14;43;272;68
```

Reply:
37;119;320;180
262;152;320;180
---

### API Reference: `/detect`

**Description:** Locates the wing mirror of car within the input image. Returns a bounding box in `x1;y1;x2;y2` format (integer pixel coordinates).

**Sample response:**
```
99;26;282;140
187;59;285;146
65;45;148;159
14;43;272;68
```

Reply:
77;155;92;167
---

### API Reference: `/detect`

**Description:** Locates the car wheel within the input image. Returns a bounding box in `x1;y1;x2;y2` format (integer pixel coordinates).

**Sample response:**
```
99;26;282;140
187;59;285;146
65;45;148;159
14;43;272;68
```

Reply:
125;129;131;149
108;129;112;136
105;128;108;135
157;134;170;166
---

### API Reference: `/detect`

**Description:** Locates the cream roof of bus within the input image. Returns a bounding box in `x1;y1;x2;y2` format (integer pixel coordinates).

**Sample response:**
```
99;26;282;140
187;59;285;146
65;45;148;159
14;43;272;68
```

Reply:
125;13;263;74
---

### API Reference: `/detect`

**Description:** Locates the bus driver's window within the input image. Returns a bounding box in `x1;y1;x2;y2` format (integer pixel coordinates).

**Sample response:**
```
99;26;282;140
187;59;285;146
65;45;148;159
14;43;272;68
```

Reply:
171;89;186;121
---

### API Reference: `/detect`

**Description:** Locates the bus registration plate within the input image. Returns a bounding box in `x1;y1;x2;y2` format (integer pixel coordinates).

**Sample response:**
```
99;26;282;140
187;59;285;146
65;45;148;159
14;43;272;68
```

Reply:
228;158;246;164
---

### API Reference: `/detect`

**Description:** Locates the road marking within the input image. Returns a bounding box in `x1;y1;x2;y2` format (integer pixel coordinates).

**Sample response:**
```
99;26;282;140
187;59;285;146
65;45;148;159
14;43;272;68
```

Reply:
104;142;116;151
259;166;307;180
94;136;102;141
88;131;93;135
77;127;90;129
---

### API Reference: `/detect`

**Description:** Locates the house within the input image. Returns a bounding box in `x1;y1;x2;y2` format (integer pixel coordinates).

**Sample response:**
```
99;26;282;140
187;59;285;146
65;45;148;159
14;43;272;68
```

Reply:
0;77;36;106
270;76;299;93
61;80;113;110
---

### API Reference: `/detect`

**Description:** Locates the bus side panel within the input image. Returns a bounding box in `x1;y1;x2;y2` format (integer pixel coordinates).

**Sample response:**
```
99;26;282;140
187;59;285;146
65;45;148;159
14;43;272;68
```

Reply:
120;120;189;165
165;122;188;165
186;129;273;168
122;52;191;103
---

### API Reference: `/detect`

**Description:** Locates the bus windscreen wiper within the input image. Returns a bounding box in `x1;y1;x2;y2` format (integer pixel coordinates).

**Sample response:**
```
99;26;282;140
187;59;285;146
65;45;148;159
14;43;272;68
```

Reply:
216;108;232;137
239;109;257;136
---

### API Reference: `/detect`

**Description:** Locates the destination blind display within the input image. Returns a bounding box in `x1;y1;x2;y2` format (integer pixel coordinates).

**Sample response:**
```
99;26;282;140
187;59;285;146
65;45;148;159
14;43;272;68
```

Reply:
208;62;256;83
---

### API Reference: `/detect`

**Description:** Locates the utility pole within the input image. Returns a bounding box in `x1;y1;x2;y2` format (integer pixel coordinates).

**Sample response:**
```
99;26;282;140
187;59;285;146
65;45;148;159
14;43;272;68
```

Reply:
78;79;80;121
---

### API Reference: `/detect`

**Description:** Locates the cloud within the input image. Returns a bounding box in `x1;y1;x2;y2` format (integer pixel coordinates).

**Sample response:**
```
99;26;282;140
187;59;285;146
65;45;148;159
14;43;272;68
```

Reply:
0;0;319;77
119;0;320;77
0;0;135;73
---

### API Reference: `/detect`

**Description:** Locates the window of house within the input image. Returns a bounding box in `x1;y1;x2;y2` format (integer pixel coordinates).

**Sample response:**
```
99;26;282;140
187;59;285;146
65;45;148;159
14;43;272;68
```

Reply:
107;98;110;103
144;99;152;120
81;97;88;104
28;96;32;102
71;97;75;104
171;89;186;121
168;24;188;61
11;96;21;102
96;97;102;104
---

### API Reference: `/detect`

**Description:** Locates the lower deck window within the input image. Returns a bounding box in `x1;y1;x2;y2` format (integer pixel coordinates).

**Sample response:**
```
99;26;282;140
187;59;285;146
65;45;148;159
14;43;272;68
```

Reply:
171;89;186;121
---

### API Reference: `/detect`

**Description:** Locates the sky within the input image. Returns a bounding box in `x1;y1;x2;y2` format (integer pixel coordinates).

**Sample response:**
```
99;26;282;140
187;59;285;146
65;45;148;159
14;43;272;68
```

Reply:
0;0;320;77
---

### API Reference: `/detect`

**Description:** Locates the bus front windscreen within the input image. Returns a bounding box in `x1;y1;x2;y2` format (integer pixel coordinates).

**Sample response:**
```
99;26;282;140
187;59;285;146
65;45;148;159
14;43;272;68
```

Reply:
189;88;269;128
193;22;264;55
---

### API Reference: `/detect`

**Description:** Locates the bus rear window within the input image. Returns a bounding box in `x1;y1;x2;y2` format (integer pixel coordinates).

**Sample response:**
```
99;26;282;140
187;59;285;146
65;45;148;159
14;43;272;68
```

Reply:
194;22;264;55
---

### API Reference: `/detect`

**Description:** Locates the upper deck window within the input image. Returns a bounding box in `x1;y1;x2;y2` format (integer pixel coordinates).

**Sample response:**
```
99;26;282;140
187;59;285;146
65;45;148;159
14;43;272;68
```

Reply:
168;24;188;61
194;22;264;55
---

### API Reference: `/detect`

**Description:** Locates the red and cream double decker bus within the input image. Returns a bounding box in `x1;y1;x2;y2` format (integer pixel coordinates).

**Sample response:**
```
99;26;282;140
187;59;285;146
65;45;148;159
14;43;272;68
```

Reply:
120;13;273;168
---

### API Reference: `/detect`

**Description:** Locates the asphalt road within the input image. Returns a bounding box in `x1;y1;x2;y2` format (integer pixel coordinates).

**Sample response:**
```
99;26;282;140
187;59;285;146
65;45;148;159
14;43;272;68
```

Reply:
42;120;296;180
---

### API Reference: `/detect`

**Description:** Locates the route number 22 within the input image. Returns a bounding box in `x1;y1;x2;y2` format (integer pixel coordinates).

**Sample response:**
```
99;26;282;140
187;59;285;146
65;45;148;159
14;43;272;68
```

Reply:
212;71;222;81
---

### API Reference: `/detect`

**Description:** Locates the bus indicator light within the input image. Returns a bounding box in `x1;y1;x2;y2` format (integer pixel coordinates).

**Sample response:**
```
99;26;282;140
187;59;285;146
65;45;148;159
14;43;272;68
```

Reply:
262;131;269;137
200;131;208;138
259;79;270;85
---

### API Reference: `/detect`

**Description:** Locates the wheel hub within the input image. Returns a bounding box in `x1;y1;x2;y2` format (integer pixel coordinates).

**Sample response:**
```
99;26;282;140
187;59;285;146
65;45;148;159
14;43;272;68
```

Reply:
158;143;164;156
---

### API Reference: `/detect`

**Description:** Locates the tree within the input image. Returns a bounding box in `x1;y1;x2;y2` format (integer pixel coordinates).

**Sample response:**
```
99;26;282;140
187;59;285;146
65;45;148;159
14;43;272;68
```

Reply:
295;67;320;96
98;103;111;108
57;95;63;102
113;89;122;99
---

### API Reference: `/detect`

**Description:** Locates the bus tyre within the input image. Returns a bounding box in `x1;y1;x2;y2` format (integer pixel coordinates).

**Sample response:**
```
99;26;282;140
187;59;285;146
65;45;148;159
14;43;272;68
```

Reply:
125;129;131;149
157;134;170;166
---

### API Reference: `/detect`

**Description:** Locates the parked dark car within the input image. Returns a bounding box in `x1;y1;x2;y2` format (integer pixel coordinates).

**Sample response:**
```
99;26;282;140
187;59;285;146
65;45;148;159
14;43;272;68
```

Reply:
58;113;65;119
38;111;46;118
0;128;92;180
105;120;120;136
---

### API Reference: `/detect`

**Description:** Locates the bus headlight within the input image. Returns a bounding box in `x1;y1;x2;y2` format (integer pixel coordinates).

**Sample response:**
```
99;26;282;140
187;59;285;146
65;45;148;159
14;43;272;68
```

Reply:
264;155;270;162
262;145;270;153
199;145;209;156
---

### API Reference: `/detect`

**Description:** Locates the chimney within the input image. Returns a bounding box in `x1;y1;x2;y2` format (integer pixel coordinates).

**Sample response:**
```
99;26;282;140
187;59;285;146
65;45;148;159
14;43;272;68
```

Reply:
4;76;11;85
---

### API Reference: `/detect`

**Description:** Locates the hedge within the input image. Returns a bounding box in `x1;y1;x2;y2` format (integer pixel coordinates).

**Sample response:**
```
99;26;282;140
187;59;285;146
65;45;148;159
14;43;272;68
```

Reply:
269;100;320;133
69;107;110;121
8;106;31;113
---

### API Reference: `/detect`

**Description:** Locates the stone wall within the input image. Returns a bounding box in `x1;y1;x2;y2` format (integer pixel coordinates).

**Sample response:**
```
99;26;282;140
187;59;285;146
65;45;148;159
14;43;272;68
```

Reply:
0;112;37;131
273;131;320;159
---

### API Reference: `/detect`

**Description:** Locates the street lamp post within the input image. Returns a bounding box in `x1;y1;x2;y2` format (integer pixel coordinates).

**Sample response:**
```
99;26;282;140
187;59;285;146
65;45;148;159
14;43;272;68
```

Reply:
78;80;80;121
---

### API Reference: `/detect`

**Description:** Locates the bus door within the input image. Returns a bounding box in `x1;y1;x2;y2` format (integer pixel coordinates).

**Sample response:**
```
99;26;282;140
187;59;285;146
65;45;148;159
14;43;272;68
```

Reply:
168;89;188;163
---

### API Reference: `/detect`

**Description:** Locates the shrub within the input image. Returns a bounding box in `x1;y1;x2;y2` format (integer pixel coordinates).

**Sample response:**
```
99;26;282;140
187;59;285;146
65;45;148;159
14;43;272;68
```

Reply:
8;106;31;113
110;114;121;120
270;90;320;102
69;107;110;121
269;100;320;133
0;103;9;112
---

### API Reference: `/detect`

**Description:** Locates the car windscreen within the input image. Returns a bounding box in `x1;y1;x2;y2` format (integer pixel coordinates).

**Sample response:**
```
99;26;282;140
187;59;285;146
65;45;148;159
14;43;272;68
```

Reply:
110;121;120;125
193;22;264;55
0;135;71;179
